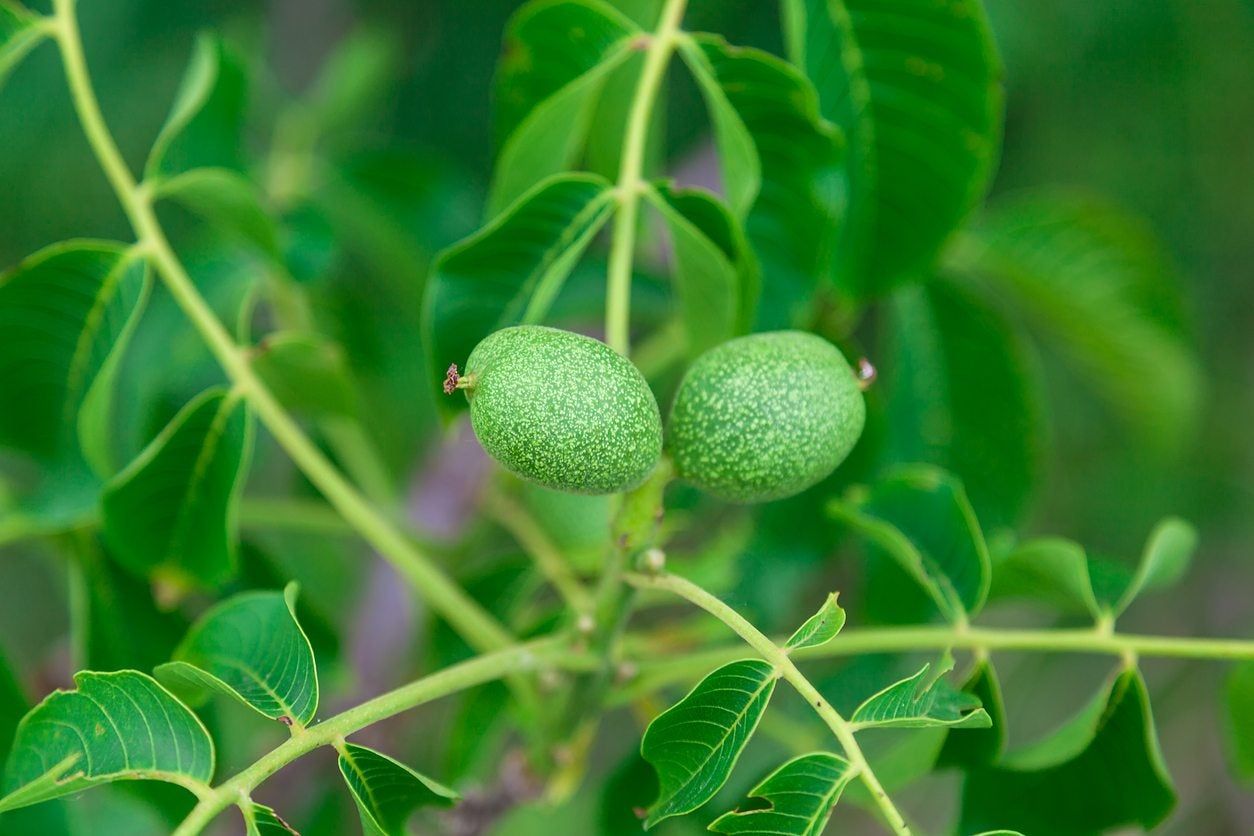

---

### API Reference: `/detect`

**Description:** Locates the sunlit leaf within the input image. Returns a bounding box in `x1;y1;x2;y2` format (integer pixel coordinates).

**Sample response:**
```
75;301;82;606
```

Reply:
154;168;281;260
250;331;359;419
830;465;990;622
883;279;1042;531
644;182;757;356
961;668;1175;834
0;2;48;89
958;192;1201;452
709;752;853;835
640;659;777;826
785;0;1003;295
785;592;845;651
101;388;254;589
0;242;150;483
937;660;1005;769
989;537;1102;620
0;671;213;812
338;743;458;835
851;657;990;731
146;34;247;180
489;0;638;214
242;802;297;836
155;583;318;727
1225;662;1254;781
423;173;615;408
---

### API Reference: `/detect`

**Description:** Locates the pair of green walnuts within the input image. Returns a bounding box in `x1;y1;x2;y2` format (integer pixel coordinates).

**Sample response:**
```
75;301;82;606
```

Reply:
452;326;866;503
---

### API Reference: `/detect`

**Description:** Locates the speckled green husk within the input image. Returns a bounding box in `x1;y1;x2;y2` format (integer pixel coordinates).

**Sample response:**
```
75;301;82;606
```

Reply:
667;331;865;503
463;326;663;495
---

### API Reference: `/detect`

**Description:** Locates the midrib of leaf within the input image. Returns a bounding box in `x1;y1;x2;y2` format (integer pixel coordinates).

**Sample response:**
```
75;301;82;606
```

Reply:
166;390;242;565
339;746;385;822
516;187;617;325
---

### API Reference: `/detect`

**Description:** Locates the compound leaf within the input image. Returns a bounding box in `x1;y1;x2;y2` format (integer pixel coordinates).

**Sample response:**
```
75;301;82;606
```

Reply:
961;668;1175;834
153;168;280;260
489;0;638;214
0;2;48;89
883;279;1042;531
250;331;359;419
0;242;150;484
641;659;777;827
830;465;990;622
851;658;990;731
785;592;845;652
101;388;253;589
155;583;318;727
645;182;757;356
0;671;214;812
146;34;247;180
337;743;458;836
786;0;1003;295
1225;662;1254;781
423;173;615;408
242;802;297;835
709;752;853;835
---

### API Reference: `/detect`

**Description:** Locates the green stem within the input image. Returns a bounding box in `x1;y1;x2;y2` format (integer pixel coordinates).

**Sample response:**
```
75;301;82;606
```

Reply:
50;0;513;655
171;639;594;836
604;0;688;354
625;571;912;836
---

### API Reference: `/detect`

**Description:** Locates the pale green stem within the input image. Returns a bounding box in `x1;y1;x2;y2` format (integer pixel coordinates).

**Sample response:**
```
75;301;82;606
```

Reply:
604;0;688;354
625;571;912;836
171;639;595;836
50;0;513;655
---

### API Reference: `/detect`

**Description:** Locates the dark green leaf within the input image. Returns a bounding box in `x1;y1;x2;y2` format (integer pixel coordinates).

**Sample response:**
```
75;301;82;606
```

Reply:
959;192;1201;452
0;2;48;89
423;173;615;408
79;540;187;672
155;583;318;727
937;660;1005;769
0;671;214;812
784;592;845;651
0;651;23;765
883;279;1042;531
154;168;281;260
146;34;246;180
645;183;757;356
709;752;853;835
0;241;150;480
1225;662;1254;781
251;331;359;419
641;659;777;827
785;0;1003;295
961;668;1175;834
989;537;1102;620
242;802;297;835
102;388;254;589
337;743;458;835
831;465;990;622
489;0;638;214
851;657;990;731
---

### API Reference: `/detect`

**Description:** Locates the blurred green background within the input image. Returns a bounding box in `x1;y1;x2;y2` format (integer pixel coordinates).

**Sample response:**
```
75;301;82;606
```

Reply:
1;0;1251;832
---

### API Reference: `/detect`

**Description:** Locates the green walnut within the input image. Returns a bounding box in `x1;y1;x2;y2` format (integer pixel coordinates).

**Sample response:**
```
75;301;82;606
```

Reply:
453;326;662;495
666;331;866;503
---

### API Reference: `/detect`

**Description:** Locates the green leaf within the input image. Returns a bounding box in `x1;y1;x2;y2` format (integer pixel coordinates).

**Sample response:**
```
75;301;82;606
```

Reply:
0;241;150;480
0;2;49;90
155;583;318;727
989;537;1102;620
153;168;281;260
678;33;842;329
830;465;990;622
300;27;402;144
709;752;853;835
784;592;845;651
959;192;1201;452
851;657;991;731
0;671;214;812
488;0;638;214
422;173;615;407
146;34;247;180
644;182;757;356
0;651;24;765
1225;662;1254;781
640;659;778;827
250;331;359;419
937;660;1005;769
786;0;1003;295
1109;516;1196;616
242;802;297;835
101;388;254;589
80;541;187;672
961;668;1175;834
883;279;1042;531
337;743;459;835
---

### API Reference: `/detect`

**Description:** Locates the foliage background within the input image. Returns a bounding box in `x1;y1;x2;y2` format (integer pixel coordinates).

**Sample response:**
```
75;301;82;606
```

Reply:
0;0;1251;832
